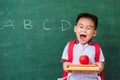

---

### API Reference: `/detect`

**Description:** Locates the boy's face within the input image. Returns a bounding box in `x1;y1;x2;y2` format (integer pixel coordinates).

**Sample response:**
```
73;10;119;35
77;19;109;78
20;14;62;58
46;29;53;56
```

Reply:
74;17;97;45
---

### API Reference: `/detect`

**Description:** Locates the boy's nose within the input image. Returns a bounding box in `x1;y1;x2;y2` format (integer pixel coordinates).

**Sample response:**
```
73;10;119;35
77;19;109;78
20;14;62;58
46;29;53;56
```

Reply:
81;28;87;32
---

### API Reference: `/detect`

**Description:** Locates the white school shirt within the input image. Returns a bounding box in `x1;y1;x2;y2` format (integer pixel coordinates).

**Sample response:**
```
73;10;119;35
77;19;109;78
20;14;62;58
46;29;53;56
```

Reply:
61;42;105;80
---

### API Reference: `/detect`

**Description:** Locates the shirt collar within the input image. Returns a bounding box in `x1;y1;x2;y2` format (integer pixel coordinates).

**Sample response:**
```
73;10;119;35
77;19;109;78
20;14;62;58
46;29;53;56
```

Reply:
75;39;94;45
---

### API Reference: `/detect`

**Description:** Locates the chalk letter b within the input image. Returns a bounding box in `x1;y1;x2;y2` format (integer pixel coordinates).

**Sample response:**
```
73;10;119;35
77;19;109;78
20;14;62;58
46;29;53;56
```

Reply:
24;19;33;30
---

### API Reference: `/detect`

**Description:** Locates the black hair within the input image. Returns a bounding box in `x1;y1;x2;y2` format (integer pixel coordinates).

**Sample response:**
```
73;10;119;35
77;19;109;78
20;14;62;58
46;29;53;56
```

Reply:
76;13;98;30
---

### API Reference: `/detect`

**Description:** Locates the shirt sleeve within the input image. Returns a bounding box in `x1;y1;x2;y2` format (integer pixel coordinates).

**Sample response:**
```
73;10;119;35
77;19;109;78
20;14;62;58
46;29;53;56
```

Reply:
99;48;105;62
61;42;69;62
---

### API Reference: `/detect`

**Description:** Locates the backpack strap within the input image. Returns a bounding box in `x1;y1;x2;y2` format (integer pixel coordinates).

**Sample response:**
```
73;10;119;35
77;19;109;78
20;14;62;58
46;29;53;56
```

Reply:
68;40;76;62
62;40;76;80
94;42;100;62
94;42;104;80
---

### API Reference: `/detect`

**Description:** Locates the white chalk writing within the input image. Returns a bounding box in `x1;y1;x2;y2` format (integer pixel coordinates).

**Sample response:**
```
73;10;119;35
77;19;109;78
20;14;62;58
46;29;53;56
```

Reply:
0;20;15;30
0;19;72;31
61;20;71;31
24;19;33;30
43;19;51;30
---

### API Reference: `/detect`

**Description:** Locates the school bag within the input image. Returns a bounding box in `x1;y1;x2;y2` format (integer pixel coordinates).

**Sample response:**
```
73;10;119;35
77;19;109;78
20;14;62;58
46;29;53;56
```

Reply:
62;40;104;80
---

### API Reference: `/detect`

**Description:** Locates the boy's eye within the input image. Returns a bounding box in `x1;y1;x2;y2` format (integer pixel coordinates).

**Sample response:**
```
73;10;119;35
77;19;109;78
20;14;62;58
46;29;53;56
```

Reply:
87;27;91;29
79;26;84;28
87;27;92;30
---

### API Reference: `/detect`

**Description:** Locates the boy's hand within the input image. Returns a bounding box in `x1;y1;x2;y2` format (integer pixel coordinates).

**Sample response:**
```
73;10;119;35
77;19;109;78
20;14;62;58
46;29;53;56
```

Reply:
63;62;72;72
94;62;104;72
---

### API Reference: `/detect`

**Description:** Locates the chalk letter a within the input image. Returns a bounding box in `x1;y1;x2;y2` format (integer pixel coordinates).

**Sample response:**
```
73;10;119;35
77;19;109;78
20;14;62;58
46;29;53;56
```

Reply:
0;20;15;30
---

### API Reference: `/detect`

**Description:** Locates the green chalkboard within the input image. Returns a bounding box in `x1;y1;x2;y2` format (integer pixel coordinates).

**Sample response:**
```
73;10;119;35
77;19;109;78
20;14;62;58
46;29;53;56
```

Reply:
0;0;120;80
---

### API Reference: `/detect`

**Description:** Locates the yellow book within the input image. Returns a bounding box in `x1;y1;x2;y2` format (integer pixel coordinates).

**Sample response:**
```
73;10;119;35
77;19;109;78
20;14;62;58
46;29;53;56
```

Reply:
66;64;100;71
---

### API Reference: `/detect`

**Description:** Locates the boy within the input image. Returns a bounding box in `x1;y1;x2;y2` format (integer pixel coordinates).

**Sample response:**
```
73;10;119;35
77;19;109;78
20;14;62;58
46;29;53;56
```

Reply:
61;13;105;80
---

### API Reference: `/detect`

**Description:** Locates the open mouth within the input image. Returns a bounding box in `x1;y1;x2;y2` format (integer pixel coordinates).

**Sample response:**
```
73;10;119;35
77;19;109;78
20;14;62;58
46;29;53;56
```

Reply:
80;34;87;41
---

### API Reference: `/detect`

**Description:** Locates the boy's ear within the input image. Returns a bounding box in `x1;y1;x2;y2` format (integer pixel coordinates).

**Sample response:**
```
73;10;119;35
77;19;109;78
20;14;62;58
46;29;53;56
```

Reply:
74;26;77;32
93;30;97;37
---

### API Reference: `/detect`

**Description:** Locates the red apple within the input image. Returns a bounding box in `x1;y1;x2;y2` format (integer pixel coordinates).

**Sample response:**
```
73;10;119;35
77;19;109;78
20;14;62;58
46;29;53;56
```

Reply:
79;55;89;64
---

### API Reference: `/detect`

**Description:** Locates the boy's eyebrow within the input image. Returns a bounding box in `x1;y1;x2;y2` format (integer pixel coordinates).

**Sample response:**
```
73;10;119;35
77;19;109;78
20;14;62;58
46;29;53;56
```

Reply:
76;23;83;26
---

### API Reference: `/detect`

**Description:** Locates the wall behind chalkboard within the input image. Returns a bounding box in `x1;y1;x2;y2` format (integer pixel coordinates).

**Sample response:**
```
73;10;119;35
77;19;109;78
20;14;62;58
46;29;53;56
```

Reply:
0;0;120;80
